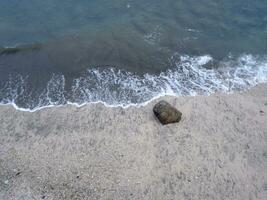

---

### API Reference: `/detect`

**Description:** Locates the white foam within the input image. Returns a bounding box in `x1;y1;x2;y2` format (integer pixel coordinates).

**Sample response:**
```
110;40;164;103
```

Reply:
1;54;267;112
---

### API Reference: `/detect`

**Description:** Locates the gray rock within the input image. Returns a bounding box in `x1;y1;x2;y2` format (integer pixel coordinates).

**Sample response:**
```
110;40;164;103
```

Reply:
153;100;182;125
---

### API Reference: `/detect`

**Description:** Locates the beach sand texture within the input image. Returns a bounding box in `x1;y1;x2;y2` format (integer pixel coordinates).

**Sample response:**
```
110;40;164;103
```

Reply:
0;84;267;200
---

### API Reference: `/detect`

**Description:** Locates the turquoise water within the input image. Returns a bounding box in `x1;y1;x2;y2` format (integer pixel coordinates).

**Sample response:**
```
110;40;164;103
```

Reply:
0;0;267;109
1;0;267;56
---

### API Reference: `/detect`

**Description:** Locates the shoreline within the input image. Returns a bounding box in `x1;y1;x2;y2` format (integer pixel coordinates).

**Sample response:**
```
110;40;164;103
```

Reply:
0;91;172;113
1;53;266;112
0;83;267;199
0;83;266;113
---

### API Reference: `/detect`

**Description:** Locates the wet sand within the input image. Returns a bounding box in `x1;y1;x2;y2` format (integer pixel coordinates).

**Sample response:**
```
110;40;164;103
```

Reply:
0;84;267;200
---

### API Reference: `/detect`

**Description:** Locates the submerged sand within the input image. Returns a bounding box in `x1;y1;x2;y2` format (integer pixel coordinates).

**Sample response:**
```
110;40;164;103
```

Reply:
0;84;267;200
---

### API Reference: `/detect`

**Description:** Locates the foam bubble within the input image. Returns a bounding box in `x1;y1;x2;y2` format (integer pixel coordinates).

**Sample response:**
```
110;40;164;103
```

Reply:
0;54;267;111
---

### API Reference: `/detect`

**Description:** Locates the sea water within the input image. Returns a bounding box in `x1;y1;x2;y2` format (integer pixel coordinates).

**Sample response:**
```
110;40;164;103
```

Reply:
0;0;267;110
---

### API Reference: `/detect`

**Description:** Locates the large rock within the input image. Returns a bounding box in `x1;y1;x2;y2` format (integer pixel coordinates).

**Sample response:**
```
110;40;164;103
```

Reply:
153;100;182;125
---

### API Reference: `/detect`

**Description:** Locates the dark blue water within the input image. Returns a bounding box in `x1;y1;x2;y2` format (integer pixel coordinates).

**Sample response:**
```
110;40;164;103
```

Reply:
0;0;267;110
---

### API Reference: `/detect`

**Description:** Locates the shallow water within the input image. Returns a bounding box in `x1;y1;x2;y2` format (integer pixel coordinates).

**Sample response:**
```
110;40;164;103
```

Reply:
0;0;267;109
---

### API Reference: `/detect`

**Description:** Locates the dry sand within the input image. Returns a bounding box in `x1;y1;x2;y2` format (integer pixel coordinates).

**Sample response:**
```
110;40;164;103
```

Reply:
0;84;267;200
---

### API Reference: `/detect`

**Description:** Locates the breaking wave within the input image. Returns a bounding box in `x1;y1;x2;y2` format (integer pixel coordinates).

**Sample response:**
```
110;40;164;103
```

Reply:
0;54;267;111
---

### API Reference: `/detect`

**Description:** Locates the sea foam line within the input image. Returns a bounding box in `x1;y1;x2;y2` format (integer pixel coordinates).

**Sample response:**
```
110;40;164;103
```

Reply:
0;54;267;112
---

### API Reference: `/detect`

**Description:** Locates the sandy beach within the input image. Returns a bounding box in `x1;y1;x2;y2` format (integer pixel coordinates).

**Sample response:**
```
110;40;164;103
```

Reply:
0;84;266;200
